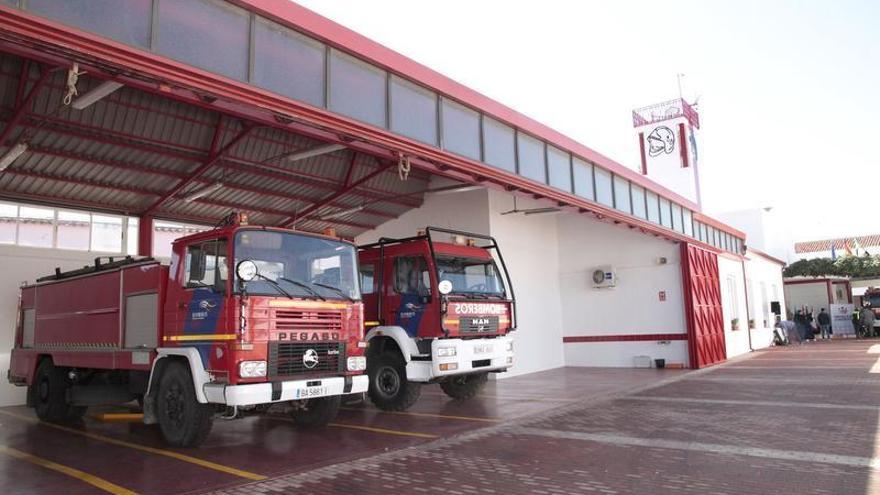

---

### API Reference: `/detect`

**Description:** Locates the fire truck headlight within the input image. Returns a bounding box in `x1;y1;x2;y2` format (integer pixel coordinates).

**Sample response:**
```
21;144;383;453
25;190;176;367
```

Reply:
437;346;457;357
239;360;267;378
346;356;367;371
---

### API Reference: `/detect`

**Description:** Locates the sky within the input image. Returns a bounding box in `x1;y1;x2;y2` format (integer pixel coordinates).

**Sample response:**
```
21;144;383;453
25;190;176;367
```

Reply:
295;0;879;242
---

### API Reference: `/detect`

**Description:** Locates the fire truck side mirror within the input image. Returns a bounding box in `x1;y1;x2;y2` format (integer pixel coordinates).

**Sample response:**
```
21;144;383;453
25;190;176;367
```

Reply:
438;279;453;295
236;260;259;282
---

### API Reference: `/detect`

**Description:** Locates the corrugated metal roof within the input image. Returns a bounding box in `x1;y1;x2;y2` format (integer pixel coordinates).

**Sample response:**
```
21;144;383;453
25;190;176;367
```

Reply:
796;236;880;254
0;52;432;237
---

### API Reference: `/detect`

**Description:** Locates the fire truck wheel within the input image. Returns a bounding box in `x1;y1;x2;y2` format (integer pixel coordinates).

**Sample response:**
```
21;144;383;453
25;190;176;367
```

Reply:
289;395;341;427
367;351;421;411
156;361;213;448
32;359;85;423
439;372;488;400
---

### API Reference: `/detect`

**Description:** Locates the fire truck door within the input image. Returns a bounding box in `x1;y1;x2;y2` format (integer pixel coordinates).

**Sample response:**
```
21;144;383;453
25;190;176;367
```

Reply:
176;239;229;360
385;256;434;337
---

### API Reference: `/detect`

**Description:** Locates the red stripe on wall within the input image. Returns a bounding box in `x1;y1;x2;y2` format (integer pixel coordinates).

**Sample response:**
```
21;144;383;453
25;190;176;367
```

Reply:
638;132;648;175
563;333;687;343
678;123;689;168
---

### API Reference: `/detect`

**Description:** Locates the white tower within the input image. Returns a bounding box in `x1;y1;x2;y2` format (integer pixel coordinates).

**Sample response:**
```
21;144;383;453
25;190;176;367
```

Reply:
632;98;701;210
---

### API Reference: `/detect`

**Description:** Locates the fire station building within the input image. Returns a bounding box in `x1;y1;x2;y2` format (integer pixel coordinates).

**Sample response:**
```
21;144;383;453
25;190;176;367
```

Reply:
0;0;784;409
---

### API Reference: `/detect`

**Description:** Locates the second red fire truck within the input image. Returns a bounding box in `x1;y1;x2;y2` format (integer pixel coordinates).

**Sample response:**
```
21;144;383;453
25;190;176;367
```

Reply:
7;214;368;447
358;227;516;411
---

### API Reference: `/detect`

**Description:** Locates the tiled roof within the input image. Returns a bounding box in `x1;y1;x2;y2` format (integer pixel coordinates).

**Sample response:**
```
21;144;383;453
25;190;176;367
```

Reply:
795;235;880;254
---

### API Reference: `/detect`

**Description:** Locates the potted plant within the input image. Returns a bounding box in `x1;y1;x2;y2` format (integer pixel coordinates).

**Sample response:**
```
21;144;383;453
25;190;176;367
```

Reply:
731;318;740;331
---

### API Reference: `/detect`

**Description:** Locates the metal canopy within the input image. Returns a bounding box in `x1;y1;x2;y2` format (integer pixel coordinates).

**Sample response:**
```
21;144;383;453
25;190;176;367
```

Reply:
0;53;431;239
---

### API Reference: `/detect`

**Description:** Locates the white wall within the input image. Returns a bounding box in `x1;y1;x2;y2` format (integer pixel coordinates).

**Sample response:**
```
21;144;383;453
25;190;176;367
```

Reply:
0;245;100;406
486;191;566;377
555;211;688;368
784;281;832;317
637;116;699;204
714;208;796;263
718;256;750;358
744;251;786;349
356;187;567;379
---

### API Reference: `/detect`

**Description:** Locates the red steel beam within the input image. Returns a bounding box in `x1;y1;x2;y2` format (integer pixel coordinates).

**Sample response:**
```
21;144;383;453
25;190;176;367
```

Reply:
0;165;380;229
21;142;400;219
11;113;424;208
0;63;51;146
282;161;394;227
142;119;252;215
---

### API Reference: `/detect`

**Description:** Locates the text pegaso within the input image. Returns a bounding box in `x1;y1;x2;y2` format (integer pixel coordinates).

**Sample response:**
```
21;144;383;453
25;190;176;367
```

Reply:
452;303;507;315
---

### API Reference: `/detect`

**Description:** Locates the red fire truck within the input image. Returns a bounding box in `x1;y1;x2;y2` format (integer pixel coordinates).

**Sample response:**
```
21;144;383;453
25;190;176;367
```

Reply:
7;214;368;447
863;287;880;329
358;227;516;411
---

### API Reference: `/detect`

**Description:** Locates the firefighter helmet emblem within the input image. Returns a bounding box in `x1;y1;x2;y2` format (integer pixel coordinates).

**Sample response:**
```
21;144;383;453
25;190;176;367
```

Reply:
302;349;319;369
647;126;675;156
198;299;217;310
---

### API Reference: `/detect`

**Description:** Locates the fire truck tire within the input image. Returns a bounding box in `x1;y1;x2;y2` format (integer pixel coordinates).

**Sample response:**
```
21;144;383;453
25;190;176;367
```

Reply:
439;372;488;400
156;361;213;448
32;359;86;423
367;351;421;411
289;395;341;427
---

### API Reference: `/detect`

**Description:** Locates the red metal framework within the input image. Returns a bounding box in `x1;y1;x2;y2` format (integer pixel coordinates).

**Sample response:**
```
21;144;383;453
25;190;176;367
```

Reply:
681;243;726;369
632;98;701;129
0;2;750;257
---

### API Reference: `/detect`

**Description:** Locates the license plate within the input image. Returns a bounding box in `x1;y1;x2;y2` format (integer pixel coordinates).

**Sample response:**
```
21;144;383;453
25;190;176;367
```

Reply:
473;344;493;354
293;386;329;400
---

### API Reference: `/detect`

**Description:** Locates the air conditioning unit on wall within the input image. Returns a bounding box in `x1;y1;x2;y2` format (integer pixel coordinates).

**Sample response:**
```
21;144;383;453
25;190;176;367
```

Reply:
591;265;616;288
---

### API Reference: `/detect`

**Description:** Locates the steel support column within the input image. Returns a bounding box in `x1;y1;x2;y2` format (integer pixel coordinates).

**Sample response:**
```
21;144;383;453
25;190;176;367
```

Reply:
138;215;153;257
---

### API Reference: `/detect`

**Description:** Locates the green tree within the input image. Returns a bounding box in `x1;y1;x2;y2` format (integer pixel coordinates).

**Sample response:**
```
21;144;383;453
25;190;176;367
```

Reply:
784;254;880;278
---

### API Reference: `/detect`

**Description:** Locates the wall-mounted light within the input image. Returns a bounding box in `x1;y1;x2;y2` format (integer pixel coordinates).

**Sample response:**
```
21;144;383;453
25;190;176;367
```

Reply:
71;80;124;110
320;205;364;221
287;143;346;162
184;182;223;202
0;142;28;171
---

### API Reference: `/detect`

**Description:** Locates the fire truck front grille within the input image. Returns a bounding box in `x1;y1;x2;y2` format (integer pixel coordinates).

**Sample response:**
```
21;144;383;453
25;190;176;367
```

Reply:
459;316;500;334
268;341;344;377
274;309;344;332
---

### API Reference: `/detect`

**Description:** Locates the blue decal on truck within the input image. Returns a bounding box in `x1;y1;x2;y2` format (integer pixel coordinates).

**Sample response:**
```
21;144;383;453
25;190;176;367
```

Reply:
396;294;424;337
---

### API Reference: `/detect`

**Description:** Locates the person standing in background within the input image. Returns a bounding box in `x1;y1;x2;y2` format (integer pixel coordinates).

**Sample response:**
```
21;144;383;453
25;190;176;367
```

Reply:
794;310;808;343
817;308;832;340
860;304;876;338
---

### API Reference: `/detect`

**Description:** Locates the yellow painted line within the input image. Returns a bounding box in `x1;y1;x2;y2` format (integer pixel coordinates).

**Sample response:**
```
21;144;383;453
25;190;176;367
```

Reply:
162;334;237;342
339;407;501;423
328;422;438;439
420;391;578;403
91;413;144;423
0;410;266;481
265;414;438;439
0;445;138;495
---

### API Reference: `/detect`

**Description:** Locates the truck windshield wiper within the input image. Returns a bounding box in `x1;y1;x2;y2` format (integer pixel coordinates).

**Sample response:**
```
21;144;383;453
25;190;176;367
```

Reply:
253;273;293;299
278;277;326;301
311;282;354;302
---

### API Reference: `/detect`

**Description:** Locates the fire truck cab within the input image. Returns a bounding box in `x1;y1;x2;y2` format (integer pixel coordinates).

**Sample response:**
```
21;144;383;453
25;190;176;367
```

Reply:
358;227;516;411
8;214;368;447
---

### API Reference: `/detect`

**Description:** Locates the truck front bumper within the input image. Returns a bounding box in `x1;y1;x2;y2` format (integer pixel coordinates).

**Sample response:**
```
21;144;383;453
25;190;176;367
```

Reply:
203;374;368;406
406;335;514;382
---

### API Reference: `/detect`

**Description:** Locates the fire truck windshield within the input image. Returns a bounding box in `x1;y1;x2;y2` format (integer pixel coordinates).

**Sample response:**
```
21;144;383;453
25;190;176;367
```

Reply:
435;255;506;297
234;230;361;301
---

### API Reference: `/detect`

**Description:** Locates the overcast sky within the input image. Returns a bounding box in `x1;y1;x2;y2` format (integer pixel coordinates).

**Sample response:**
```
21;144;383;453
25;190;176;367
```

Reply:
296;0;878;242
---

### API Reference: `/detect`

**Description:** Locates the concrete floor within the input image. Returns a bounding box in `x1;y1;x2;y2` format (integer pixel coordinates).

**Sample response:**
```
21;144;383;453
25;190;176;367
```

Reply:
3;341;879;494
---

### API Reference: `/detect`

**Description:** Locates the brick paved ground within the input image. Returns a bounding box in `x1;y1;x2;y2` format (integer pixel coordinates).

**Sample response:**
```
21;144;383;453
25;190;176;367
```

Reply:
214;340;880;495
